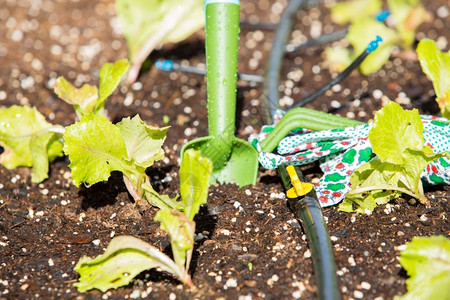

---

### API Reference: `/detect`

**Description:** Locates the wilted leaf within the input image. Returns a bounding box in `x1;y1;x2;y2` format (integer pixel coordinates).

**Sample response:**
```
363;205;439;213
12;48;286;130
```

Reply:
388;0;430;48
30;132;63;183
74;235;189;292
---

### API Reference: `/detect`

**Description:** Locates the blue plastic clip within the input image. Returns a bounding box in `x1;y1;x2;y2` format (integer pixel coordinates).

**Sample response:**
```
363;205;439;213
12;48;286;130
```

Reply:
155;59;174;72
366;35;383;53
375;10;390;22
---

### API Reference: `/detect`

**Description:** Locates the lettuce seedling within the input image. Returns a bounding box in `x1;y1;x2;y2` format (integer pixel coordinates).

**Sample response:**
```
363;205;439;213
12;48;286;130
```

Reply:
115;0;204;83
54;59;129;119
395;236;450;300
330;0;382;25
74;149;212;292
326;0;430;75
388;0;430;49
62;113;178;208
416;38;450;119
0;105;64;182
346;18;397;75
340;101;450;213
0;60;130;183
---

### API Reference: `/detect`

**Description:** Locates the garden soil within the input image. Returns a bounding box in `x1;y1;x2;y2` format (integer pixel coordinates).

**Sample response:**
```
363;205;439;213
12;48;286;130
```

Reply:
0;0;449;299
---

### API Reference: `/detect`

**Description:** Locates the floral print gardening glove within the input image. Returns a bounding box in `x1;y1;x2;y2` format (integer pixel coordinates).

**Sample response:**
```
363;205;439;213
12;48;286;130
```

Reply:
249;110;450;207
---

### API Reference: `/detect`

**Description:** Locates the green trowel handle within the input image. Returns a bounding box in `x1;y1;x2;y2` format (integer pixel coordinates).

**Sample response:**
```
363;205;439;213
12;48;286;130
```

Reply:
205;0;240;139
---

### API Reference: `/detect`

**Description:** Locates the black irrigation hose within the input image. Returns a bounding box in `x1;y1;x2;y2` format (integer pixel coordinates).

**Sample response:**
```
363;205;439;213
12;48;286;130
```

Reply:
290;48;371;108
285;29;348;53
239;21;278;31
263;0;307;125
290;35;382;109
155;59;264;83
262;1;341;299
279;166;341;300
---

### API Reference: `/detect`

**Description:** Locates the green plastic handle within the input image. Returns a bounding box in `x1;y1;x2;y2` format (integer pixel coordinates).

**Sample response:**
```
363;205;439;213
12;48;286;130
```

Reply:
205;0;240;139
260;107;364;153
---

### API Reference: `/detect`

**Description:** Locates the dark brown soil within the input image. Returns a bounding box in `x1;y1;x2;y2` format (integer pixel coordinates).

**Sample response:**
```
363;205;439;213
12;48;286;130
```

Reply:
0;0;449;299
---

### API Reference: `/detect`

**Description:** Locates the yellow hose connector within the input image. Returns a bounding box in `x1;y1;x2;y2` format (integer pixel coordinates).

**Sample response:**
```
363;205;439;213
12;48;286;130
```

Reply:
286;165;313;198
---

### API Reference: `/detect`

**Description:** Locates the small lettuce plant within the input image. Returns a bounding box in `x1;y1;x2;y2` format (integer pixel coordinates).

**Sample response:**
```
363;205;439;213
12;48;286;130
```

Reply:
0;105;65;182
416;38;450;119
0;57;213;291
326;0;430;75
54;59;129;119
73;149;212;292
340;101;450;213
0;59;129;183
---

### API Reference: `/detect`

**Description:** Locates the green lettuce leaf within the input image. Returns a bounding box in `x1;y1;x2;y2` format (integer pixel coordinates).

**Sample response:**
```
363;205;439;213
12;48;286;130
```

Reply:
115;0;204;82
0;105;64;182
63;113;172;209
179;149;212;221
395;236;450;300
331;0;381;24
416;38;450;118
347;18;398;75
53;77;98;118
340;101;450;213
152;149;211;272
30;132;63;183
73;150;211;292
116;115;168;168
324;46;353;73
74;235;190;292
154;210;194;270
63;114;132;187
141;180;180;210
54;59;129;118
97;59;130;109
401;148;448;199
388;0;430;49
368;101;423;164
341;158;402;213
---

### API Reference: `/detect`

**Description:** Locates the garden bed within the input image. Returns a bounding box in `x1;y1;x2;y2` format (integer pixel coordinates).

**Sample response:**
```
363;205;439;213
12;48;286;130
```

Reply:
0;0;449;299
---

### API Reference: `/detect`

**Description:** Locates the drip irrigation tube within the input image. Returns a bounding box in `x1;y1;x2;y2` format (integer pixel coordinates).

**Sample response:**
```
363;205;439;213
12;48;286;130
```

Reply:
155;59;264;83
279;166;341;300
262;1;341;299
290;36;382;109
262;0;307;124
285;29;348;53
